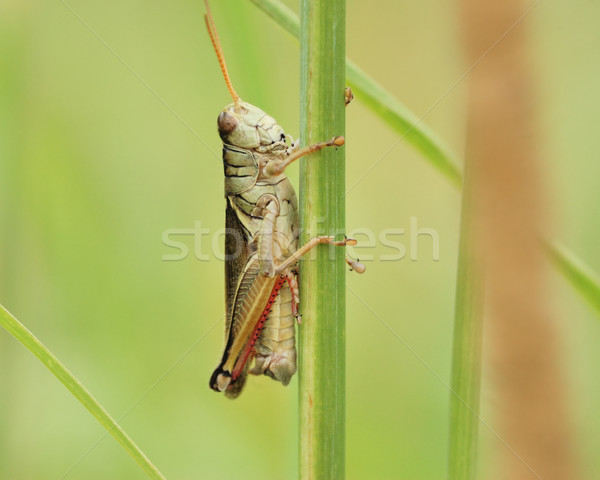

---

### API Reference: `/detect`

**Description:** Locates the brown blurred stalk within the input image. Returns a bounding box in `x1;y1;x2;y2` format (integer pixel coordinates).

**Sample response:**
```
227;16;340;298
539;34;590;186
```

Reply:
460;1;575;479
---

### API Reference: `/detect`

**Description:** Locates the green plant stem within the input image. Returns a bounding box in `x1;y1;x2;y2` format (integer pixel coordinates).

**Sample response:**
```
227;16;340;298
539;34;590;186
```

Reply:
298;0;346;479
447;160;484;480
0;304;167;480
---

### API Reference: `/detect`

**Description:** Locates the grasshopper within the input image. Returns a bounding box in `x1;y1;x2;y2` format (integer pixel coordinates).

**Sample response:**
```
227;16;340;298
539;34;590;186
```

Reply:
205;2;362;398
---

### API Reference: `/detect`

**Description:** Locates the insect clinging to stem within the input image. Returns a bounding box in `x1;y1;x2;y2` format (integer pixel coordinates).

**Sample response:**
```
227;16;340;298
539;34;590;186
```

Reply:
204;1;364;399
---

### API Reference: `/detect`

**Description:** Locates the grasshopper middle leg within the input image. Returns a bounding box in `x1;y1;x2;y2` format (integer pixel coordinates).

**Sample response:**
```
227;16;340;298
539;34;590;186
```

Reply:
274;236;356;276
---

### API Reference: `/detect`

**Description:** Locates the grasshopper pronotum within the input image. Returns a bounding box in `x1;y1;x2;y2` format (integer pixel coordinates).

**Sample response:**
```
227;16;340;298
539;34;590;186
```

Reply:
204;1;362;398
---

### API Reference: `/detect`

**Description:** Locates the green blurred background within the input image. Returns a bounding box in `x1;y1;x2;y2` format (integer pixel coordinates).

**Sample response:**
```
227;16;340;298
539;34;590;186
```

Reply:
1;0;599;478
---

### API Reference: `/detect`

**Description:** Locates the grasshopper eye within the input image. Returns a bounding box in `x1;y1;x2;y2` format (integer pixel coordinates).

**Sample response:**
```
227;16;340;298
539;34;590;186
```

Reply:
218;111;238;133
280;133;285;141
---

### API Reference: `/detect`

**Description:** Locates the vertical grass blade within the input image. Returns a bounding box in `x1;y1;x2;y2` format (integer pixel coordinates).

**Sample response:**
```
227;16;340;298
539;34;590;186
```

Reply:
0;304;167;480
447;164;484;480
298;0;346;479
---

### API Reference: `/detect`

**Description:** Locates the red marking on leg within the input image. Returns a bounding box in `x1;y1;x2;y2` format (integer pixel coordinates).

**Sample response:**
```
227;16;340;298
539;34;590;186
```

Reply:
231;277;285;381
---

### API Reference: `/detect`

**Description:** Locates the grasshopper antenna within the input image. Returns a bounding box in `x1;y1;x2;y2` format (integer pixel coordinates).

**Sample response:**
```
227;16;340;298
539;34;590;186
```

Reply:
204;0;240;103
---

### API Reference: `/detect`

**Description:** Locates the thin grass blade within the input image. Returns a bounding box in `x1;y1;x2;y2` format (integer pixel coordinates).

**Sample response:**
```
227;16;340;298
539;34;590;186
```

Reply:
0;304;167;480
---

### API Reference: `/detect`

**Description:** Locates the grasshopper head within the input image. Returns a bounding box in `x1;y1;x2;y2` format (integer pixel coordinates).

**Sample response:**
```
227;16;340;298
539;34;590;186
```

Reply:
204;3;287;152
218;101;287;150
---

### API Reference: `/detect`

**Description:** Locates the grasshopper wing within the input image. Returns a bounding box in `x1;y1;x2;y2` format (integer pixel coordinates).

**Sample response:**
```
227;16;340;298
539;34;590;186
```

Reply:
210;201;277;398
211;251;277;398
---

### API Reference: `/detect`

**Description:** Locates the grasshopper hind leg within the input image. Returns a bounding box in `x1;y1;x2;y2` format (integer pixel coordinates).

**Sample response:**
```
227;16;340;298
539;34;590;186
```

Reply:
223;369;248;399
285;270;301;322
250;282;297;385
210;363;249;399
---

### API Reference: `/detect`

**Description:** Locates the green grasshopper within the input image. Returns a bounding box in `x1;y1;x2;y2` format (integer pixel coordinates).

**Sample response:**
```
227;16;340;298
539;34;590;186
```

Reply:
205;2;363;398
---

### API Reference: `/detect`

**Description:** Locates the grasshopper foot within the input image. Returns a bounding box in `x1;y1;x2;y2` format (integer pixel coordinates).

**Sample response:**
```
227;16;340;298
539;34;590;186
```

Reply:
345;87;354;106
346;257;366;274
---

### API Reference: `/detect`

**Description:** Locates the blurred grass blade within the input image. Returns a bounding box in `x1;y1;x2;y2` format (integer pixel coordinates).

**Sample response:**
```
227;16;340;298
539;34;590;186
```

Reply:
250;0;462;187
547;242;600;316
345;59;462;187
298;0;346;478
251;0;299;37
0;304;167;480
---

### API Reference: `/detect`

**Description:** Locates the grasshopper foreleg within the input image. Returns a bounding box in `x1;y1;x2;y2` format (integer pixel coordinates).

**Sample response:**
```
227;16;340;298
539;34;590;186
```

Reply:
266;136;345;176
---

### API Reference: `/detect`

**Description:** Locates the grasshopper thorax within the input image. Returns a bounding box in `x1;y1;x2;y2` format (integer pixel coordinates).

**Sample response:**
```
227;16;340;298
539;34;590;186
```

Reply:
218;101;288;151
